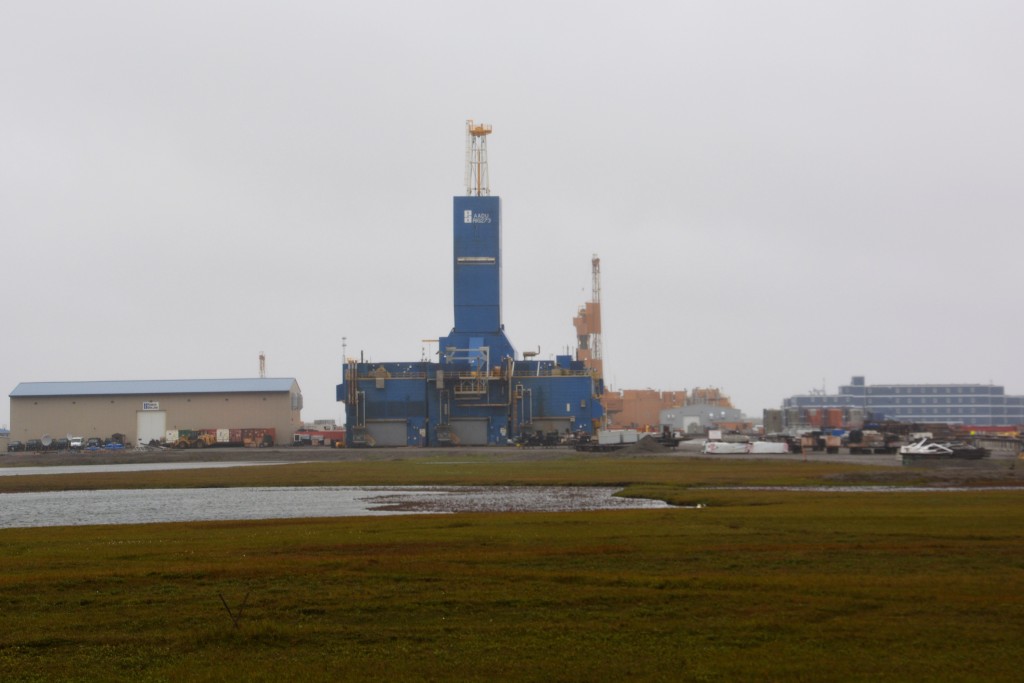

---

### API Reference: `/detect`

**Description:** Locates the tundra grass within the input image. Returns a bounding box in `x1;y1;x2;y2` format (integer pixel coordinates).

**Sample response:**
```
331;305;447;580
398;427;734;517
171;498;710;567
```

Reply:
2;488;1023;681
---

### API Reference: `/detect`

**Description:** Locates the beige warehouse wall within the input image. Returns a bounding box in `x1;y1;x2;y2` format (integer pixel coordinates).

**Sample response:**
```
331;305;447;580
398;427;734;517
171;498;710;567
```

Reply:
10;388;301;446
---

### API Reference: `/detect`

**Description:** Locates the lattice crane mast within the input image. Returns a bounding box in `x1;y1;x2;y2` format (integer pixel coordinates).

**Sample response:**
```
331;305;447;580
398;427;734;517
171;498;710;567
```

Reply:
465;120;492;196
590;255;603;367
573;254;604;380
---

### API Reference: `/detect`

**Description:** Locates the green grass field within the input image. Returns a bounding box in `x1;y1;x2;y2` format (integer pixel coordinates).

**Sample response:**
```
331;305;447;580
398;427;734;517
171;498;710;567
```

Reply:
1;453;1022;681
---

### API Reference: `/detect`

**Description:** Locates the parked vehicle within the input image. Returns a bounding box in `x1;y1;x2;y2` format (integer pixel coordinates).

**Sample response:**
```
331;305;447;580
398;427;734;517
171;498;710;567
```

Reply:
172;431;218;449
293;430;346;447
25;439;44;451
7;440;24;452
69;436;84;450
799;431;842;454
847;429;899;455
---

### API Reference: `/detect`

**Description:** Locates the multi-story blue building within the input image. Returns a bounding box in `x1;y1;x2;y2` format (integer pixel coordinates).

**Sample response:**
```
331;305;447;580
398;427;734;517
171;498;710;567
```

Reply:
782;376;1024;427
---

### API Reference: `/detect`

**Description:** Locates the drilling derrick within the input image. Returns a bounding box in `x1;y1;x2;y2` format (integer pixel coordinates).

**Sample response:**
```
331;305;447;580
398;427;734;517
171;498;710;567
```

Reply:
465;120;492;196
574;254;604;380
337;121;604;447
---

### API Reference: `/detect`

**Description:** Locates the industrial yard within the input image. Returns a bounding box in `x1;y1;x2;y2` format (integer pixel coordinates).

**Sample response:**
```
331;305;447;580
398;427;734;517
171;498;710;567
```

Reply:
6;121;1023;454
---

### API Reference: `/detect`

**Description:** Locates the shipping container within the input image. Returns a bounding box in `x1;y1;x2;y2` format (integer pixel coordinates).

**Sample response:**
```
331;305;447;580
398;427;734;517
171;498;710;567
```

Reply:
241;428;275;447
597;429;638;446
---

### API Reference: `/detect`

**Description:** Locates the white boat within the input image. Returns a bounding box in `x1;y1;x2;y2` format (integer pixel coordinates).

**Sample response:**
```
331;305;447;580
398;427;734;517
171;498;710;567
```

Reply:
899;437;989;461
702;439;790;454
702;441;750;454
750;441;789;454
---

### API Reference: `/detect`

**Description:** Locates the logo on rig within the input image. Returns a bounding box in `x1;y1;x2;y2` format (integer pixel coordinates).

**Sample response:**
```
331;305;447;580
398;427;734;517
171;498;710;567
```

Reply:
463;210;492;224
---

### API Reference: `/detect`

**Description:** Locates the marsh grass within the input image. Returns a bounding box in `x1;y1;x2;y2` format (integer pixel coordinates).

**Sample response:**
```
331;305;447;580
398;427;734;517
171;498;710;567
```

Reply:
1;456;1023;680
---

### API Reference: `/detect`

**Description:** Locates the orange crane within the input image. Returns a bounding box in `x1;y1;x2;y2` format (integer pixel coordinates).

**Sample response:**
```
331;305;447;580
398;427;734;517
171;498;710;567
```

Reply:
573;254;603;380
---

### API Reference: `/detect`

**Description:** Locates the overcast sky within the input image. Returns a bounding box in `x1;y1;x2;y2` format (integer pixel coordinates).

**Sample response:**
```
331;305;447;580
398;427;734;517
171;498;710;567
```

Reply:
2;1;1022;429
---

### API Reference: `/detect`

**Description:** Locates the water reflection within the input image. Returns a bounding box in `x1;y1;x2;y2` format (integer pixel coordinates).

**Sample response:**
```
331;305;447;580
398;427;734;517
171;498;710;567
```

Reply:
0;486;671;529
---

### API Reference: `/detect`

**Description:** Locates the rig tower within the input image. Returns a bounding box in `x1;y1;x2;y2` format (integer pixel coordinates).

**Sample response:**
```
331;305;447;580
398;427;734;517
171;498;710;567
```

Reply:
337;122;604;447
465;120;492;196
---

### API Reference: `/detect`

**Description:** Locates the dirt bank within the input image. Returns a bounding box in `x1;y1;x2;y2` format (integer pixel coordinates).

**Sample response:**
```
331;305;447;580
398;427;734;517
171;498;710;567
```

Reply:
3;444;1021;487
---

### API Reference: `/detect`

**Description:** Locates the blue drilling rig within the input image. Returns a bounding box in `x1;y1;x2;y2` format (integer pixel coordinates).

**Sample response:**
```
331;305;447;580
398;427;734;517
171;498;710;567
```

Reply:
336;121;604;447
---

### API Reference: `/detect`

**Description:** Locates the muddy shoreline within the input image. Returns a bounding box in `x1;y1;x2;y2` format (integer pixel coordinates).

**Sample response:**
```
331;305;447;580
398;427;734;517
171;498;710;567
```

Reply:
3;443;1022;487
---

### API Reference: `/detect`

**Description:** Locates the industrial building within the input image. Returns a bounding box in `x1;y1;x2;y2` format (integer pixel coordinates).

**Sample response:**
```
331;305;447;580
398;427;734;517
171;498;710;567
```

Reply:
602;389;688;430
336;122;604;446
587;384;744;433
660;399;745;434
781;375;1024;428
9;378;303;446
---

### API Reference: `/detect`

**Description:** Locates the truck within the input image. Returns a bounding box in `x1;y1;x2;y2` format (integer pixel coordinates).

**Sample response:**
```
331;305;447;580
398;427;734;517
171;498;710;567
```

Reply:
575;429;639;452
169;430;218;449
847;429;899;455
799;431;842;454
293;430;346;447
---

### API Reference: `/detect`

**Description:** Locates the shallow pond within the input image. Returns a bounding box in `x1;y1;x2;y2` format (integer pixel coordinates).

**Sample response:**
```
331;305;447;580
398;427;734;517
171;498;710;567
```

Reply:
0;485;672;529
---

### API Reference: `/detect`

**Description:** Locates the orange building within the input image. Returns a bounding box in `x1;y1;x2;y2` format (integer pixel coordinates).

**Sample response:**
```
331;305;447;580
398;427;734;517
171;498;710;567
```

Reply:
603;389;688;430
603;386;739;431
688;387;734;408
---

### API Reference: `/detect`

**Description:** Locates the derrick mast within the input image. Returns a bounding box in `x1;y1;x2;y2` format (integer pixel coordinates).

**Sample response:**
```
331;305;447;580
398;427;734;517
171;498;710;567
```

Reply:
337;121;603;447
441;120;515;362
574;254;604;380
465;120;492;196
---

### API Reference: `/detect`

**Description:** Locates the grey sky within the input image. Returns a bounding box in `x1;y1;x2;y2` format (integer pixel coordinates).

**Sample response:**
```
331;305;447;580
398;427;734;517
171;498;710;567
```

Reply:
2;1;1022;428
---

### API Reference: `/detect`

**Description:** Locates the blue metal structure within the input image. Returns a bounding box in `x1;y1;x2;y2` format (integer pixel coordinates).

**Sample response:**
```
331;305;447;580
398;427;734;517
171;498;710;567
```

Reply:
441;195;515;363
336;127;603;447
